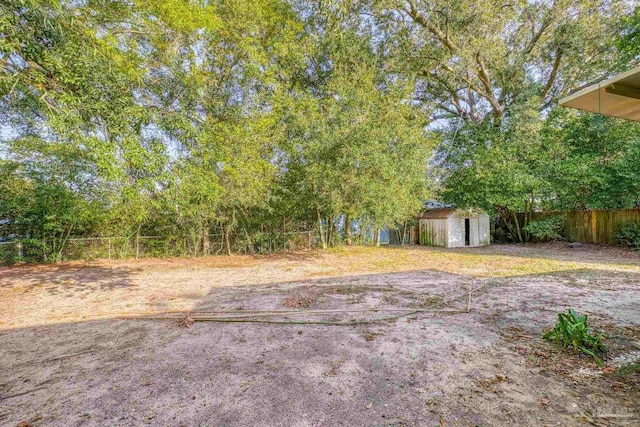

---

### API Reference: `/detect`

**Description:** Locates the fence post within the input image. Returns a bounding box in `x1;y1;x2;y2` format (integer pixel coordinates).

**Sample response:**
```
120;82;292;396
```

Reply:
308;231;312;250
17;241;23;259
591;210;597;243
136;234;140;259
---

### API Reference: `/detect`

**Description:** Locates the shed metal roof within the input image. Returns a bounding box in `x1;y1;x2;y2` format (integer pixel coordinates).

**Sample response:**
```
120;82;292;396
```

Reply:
419;208;457;219
559;65;640;122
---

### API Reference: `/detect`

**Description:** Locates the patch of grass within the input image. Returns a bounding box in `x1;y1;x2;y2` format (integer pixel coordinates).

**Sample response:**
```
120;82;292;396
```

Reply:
314;245;640;282
543;309;606;365
324;246;349;255
381;294;399;305
409;294;444;309
614;361;640;378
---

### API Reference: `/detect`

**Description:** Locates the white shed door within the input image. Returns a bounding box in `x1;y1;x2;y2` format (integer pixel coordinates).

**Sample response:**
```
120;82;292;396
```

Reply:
448;218;465;248
469;217;480;246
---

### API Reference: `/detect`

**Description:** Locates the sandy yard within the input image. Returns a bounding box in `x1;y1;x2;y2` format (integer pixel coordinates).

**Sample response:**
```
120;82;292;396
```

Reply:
1;243;639;426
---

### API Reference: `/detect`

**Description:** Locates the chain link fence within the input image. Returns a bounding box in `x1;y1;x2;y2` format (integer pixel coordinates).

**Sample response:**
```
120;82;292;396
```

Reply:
0;231;318;266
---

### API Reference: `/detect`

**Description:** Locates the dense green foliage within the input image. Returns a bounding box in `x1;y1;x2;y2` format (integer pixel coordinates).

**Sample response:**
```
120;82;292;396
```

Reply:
543;309;606;365
524;216;565;242
615;222;640;250
1;0;640;256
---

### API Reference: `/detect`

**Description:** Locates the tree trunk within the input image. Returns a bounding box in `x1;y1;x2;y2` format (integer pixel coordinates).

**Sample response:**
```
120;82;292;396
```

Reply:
192;232;199;258
402;220;408;245
524;194;535;242
135;224;141;259
242;226;254;254
512;211;523;243
316;207;326;249
327;216;333;246
57;225;74;263
523;204;530;242
224;224;232;256
375;228;381;247
345;213;352;246
496;208;517;242
202;220;210;256
42;237;48;262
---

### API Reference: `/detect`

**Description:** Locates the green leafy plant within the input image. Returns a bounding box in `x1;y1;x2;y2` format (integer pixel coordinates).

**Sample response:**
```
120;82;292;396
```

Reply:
543;309;606;365
20;238;48;263
0;243;19;266
524;216;565;241
615;221;640;249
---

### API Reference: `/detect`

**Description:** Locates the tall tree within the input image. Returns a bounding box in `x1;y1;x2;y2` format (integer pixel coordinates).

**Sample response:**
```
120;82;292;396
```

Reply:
370;0;627;124
279;24;434;245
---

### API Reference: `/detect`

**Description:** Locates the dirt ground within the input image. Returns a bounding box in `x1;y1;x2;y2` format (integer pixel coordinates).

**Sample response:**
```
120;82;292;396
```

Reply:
1;243;639;426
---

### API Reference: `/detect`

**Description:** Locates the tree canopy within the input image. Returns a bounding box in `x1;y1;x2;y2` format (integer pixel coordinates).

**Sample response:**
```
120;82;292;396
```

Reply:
1;0;639;255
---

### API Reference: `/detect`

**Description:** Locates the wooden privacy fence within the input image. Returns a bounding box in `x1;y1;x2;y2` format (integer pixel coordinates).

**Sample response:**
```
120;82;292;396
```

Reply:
534;208;640;244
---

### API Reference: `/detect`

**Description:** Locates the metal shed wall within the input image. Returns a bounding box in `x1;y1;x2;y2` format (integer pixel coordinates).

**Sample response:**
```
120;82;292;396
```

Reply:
478;214;490;246
419;218;447;247
447;214;490;248
419;209;490;248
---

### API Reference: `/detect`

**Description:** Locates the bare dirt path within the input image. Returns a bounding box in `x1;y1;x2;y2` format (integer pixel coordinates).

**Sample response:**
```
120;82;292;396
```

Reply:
1;244;639;426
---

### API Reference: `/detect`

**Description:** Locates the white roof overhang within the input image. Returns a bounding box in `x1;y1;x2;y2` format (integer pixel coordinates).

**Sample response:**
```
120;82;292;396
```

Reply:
559;65;640;122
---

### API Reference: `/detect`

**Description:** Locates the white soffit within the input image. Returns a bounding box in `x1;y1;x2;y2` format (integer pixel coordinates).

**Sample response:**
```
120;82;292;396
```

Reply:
559;65;640;122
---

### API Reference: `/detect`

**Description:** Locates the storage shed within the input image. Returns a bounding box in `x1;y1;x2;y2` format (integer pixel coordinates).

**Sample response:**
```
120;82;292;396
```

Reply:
419;208;490;248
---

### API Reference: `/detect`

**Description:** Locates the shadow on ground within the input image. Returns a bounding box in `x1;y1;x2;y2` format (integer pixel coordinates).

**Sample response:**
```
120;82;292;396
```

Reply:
1;261;639;426
0;264;139;296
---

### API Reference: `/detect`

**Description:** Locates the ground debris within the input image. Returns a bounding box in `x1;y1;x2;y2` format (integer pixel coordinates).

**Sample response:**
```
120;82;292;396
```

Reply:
179;313;194;328
538;397;550;408
475;373;508;393
282;287;321;308
364;331;381;341
131;307;464;326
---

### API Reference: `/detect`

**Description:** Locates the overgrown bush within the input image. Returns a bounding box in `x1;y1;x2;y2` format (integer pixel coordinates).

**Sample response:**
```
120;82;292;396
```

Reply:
20;239;48;263
543;309;606;365
615;221;640;249
0;239;48;265
0;243;19;266
524;215;565;241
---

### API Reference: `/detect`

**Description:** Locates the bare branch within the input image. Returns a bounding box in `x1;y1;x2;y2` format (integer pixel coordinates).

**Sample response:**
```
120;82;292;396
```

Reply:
473;53;503;117
403;0;458;52
541;48;562;99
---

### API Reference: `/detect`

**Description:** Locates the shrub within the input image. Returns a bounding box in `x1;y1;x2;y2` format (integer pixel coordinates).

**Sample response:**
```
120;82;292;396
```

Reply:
0;243;19;266
543;309;606;365
524;215;565;241
20;238;48;263
615;221;640;249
